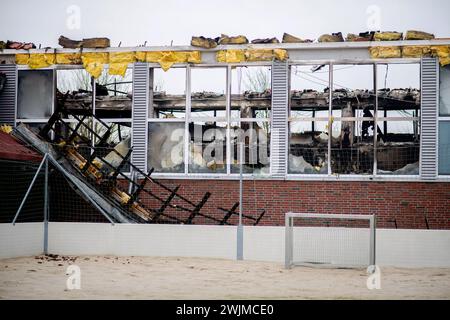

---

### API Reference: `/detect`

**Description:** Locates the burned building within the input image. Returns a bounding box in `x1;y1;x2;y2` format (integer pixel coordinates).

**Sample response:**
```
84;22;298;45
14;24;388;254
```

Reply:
0;37;449;229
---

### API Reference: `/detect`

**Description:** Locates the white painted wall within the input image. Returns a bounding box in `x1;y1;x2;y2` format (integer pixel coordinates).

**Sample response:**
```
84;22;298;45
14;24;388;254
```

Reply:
48;223;237;260
0;223;44;259
1;222;450;267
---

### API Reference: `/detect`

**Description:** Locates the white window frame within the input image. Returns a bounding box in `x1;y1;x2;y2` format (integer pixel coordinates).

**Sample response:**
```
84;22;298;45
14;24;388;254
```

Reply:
287;59;422;180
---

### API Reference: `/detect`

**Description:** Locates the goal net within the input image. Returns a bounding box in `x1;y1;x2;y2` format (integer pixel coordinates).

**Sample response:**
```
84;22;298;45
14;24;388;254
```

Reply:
285;213;376;269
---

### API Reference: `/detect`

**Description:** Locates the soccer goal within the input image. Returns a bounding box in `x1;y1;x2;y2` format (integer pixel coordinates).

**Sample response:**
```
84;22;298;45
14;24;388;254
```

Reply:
285;213;376;269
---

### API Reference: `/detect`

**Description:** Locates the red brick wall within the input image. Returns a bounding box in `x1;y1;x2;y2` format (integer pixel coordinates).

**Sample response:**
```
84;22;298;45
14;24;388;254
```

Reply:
138;179;450;229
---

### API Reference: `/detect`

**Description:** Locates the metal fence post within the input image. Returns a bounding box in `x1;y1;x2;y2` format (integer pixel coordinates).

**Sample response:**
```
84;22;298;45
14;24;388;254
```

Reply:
369;215;377;266
12;153;48;225
43;156;49;255
237;141;244;260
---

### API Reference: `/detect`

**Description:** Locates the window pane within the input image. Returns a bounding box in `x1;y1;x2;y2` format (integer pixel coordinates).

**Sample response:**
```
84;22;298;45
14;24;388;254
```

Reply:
17;70;53;119
190;68;226;118
331;65;374;175
93;121;132;172
438;121;450;175
95;68;132;119
230;121;270;175
439;65;450;116
188;122;227;173
148;122;185;173
331;120;374;174
376;120;420;175
231;66;271;119
56;69;92;119
377;64;421;118
290;65;329;120
332;64;374;117
152;67;186;119
289;121;328;174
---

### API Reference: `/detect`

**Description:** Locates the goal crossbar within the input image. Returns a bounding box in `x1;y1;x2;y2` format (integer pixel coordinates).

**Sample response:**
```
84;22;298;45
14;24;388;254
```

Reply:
285;212;376;269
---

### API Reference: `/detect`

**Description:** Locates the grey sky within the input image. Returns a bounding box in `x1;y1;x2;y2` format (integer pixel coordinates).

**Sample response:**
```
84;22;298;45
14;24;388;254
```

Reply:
2;0;450;48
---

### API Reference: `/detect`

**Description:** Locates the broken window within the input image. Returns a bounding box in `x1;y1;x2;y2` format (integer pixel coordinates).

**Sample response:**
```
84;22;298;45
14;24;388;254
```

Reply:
151;67;186;119
439;66;450;175
148;122;185;173
148;67;186;173
289;65;330;174
289;121;328;174
231;66;271;119
188;121;227;173
190;67;226;119
376;63;420;175
440;66;450;116
230;121;270;175
94;68;132;119
376;120;420;174
56;69;93;130
93;121;132;172
17;70;54;119
330;64;374;175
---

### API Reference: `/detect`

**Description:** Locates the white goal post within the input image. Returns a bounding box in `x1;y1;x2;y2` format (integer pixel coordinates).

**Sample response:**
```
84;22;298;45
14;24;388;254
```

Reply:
285;212;376;269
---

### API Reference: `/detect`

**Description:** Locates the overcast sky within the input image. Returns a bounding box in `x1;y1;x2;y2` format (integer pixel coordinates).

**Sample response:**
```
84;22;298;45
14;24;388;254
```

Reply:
2;0;450;47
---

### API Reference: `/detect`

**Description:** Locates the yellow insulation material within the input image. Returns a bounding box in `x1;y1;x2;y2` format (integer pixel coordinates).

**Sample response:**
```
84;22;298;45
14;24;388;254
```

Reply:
402;46;431;58
217;49;288;63
369;46;402;59
108;52;136;77
55;53;82;64
187;51;202;64
15;54;30;65
273;49;288;61
135;51;146;62
145;51;202;71
216;50;246;63
245;49;274;61
431;46;450;66
28;53;56;69
81;52;109;78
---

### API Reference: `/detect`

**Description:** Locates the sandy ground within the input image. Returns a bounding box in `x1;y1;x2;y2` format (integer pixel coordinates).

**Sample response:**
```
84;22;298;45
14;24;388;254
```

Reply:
0;255;449;299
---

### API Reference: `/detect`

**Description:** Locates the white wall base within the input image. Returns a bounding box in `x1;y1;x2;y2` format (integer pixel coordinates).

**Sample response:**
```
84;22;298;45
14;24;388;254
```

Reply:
0;223;44;259
1;222;449;267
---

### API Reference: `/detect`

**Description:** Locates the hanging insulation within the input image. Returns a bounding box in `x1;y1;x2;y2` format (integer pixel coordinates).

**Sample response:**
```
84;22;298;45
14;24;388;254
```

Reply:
431;46;450;66
145;51;202;71
81;52;109;78
108;52;136;77
28;53;56;69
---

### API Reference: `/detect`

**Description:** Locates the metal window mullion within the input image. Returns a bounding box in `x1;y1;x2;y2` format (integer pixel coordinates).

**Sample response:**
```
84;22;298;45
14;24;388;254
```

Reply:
328;63;333;176
226;65;232;175
373;63;378;175
185;65;191;175
91;76;96;150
